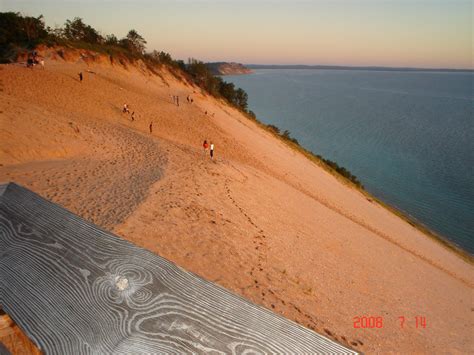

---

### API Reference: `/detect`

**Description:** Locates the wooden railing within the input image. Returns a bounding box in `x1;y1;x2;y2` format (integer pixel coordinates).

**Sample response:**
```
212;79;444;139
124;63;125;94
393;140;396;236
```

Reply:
0;183;357;354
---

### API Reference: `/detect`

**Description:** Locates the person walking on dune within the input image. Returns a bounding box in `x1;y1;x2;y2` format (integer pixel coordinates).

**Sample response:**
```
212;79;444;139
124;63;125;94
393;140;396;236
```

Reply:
203;140;209;156
79;72;83;82
210;142;214;160
149;121;153;133
123;103;130;114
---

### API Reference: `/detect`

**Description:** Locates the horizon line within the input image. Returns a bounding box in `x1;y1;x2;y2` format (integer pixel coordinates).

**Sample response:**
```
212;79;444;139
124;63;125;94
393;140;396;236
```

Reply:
239;63;474;72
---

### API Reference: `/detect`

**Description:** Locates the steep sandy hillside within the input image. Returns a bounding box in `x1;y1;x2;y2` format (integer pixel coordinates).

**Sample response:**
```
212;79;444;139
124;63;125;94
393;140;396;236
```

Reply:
0;48;473;354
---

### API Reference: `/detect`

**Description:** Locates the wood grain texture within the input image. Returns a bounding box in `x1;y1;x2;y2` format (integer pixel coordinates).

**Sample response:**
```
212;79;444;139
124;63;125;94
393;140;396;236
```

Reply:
0;183;357;354
0;185;6;198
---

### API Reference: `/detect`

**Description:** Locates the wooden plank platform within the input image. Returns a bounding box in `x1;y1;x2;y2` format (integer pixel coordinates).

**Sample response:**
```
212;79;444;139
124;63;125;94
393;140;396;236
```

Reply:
0;183;357;354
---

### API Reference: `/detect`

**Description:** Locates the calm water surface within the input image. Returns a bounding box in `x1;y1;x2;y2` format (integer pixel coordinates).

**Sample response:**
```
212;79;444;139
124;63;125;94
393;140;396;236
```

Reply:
226;69;474;254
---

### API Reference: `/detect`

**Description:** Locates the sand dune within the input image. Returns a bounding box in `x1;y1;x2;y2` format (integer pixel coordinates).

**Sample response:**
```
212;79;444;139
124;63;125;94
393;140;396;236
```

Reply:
0;49;472;354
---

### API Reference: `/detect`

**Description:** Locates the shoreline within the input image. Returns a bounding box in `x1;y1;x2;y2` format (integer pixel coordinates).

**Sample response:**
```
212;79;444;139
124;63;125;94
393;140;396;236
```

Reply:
368;193;474;263
238;112;474;263
225;70;473;261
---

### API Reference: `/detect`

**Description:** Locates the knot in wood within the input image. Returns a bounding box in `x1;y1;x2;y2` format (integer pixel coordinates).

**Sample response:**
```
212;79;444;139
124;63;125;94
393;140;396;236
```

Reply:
115;276;129;291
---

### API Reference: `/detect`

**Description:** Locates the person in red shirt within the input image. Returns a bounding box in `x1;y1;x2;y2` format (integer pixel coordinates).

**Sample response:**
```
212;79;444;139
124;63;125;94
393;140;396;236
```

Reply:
203;140;209;156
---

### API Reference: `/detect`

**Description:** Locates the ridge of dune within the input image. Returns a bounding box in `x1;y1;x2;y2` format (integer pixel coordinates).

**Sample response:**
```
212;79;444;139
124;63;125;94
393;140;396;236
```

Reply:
0;49;473;354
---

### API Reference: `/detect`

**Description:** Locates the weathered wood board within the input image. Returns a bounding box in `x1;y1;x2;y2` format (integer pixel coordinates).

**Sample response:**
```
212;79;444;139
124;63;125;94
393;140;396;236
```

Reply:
0;183;357;354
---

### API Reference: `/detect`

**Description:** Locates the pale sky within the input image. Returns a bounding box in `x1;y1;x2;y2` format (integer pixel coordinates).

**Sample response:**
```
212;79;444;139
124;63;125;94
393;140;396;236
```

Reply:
2;0;473;69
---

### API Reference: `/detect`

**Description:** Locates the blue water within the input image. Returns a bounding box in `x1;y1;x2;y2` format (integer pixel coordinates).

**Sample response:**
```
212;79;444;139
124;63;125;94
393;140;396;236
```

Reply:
226;69;474;254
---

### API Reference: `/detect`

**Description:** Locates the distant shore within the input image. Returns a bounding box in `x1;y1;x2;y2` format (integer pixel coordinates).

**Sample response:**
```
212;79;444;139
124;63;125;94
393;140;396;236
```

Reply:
206;62;254;76
246;64;474;73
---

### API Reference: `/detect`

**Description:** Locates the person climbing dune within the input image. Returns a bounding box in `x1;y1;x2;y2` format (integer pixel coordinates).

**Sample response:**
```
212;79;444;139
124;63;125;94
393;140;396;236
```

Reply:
210;142;214;160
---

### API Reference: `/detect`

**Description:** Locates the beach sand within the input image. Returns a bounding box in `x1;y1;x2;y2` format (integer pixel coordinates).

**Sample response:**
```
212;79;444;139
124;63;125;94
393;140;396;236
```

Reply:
0;49;473;354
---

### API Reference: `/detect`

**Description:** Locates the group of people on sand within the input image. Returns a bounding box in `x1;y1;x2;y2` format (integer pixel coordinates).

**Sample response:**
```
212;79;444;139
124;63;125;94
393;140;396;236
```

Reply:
171;94;195;107
202;140;215;160
27;51;44;69
123;103;131;114
121;102;153;134
122;103;137;122
171;95;180;106
122;103;135;121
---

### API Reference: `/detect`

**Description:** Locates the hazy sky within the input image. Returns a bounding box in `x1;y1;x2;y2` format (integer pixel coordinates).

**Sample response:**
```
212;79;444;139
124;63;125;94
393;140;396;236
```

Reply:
3;0;473;68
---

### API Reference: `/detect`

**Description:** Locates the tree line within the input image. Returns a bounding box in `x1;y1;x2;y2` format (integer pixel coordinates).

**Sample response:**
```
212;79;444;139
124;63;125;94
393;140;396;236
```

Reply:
0;11;362;188
266;124;362;187
0;12;250;113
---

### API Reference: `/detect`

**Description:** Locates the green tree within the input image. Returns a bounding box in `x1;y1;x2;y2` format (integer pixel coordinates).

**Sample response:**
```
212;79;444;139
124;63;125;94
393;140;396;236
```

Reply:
104;34;118;46
64;17;102;43
267;124;280;134
174;59;186;71
22;14;47;43
148;50;178;66
121;29;146;55
235;88;248;111
0;12;47;46
0;12;48;62
187;58;210;81
46;25;64;42
218;81;236;103
186;58;220;94
282;130;291;139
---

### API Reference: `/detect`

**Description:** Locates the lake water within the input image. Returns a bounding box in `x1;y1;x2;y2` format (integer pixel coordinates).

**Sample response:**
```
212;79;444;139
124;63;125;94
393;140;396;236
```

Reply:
226;69;474;255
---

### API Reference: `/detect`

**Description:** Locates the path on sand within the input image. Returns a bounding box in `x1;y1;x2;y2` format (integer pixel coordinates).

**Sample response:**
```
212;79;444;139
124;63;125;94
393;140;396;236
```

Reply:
0;120;167;231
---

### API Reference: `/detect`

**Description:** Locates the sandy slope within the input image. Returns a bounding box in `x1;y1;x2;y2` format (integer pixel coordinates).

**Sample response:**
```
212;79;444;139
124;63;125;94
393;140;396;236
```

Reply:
0;50;473;354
